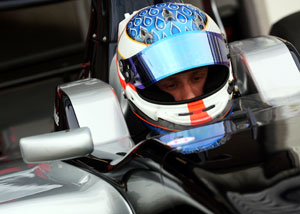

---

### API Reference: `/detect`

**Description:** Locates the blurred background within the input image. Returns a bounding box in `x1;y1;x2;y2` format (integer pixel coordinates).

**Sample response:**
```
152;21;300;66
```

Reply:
0;0;90;159
1;0;300;159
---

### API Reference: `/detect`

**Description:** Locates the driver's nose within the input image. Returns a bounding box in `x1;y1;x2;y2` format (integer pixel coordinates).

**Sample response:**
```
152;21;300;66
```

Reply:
179;84;197;101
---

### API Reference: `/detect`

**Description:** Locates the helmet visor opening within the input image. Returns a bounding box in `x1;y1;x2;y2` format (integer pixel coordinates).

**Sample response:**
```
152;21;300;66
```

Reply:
137;65;229;104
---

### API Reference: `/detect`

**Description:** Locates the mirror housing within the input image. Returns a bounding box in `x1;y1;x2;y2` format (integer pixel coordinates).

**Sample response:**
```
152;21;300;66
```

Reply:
230;36;300;106
56;78;134;155
20;127;93;163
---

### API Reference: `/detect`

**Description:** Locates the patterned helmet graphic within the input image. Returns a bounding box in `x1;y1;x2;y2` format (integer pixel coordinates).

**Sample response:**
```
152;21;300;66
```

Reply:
126;3;208;44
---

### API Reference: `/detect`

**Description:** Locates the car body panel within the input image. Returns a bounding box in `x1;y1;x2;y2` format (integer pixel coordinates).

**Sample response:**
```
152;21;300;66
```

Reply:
0;158;133;214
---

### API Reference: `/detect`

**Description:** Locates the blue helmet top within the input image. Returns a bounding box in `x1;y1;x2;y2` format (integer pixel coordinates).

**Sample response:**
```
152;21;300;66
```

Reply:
126;3;208;44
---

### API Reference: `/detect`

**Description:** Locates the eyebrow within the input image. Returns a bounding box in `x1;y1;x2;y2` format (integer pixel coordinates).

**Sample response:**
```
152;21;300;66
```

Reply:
159;68;208;83
164;76;177;81
159;75;178;82
192;69;207;74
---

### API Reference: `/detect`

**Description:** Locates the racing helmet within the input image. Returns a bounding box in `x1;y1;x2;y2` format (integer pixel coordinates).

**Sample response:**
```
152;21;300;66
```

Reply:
117;3;234;133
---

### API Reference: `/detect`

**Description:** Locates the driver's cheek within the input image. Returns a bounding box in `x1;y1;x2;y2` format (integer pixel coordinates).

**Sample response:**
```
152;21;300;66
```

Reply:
191;82;204;96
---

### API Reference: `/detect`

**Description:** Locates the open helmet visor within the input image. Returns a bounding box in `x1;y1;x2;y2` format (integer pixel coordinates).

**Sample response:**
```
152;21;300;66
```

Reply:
120;31;229;89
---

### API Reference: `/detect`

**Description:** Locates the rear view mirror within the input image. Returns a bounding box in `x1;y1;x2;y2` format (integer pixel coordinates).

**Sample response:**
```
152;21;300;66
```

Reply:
20;127;93;163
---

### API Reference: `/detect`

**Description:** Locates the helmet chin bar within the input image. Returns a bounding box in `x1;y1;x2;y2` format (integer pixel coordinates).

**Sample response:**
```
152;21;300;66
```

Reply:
128;95;233;133
124;77;233;130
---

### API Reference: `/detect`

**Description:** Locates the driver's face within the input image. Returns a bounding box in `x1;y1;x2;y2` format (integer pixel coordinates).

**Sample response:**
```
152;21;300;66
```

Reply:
156;67;208;101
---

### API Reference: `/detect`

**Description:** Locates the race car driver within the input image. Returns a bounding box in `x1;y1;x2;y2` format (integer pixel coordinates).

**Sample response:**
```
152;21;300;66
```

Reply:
116;2;235;140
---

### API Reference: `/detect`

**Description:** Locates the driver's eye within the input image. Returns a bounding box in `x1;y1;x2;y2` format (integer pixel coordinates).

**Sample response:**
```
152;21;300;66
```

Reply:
193;76;203;81
166;83;176;89
193;73;205;81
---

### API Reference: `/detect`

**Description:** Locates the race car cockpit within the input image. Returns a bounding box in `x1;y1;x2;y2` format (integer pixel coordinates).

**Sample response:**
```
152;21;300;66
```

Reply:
54;0;300;146
16;1;300;214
